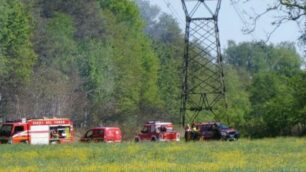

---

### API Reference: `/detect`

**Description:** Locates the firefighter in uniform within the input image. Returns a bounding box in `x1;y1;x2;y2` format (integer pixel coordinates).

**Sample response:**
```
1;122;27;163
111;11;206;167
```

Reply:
184;124;192;141
191;123;199;140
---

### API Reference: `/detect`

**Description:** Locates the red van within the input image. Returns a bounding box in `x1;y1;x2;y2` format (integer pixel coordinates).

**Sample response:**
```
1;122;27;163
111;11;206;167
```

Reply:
80;127;122;143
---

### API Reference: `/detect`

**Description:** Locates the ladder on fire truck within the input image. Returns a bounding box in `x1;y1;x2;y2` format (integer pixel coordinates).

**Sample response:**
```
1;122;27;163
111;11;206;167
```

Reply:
180;0;226;126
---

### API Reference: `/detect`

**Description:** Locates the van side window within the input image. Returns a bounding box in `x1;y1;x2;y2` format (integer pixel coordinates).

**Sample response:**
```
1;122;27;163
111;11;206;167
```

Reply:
14;126;24;134
86;130;93;138
96;129;104;135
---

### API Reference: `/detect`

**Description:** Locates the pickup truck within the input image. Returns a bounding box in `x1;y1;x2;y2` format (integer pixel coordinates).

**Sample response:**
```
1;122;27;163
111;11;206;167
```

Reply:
135;121;180;142
185;122;239;141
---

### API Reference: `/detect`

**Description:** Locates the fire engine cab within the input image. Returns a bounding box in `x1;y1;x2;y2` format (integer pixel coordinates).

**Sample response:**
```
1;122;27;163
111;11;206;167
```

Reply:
135;121;180;142
0;118;74;144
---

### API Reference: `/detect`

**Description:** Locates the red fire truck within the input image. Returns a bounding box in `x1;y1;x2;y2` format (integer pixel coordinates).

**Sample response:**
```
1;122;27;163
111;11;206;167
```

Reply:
135;121;180;142
0;118;74;144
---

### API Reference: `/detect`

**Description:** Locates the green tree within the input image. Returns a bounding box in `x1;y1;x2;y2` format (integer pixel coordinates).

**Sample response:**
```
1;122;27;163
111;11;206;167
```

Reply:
215;66;251;129
17;12;82;118
136;0;184;121
96;0;162;124
291;71;306;129
249;73;296;136
0;0;36;83
98;0;143;29
223;40;303;136
224;41;302;78
77;40;115;124
0;0;36;115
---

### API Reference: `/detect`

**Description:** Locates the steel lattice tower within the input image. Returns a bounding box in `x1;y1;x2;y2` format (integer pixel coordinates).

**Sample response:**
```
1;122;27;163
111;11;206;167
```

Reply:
180;0;226;126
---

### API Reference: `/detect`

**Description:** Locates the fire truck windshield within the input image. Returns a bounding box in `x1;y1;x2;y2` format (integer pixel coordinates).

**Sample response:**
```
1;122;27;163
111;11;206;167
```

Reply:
166;127;173;132
0;124;13;137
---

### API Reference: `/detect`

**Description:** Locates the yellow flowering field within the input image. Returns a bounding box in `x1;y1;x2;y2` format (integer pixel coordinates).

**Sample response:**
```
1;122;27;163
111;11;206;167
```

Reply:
0;137;305;172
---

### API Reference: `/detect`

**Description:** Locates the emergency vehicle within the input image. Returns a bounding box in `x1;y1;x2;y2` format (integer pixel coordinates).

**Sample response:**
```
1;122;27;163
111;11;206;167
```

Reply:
0;118;74;144
135;121;180;142
80;127;122;143
185;122;240;141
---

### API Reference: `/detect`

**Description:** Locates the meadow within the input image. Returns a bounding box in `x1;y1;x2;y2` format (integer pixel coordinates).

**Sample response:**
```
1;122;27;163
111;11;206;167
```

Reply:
0;137;305;172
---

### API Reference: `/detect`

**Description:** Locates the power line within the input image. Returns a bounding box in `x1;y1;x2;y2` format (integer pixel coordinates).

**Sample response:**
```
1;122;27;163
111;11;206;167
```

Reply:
162;0;185;25
230;0;257;40
166;0;185;23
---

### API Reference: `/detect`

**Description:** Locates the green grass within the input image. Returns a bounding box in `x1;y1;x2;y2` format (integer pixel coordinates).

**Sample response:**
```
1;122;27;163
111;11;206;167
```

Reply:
0;137;305;171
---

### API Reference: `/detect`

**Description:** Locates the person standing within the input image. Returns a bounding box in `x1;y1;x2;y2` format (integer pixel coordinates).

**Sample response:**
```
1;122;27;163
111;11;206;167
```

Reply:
184;124;192;141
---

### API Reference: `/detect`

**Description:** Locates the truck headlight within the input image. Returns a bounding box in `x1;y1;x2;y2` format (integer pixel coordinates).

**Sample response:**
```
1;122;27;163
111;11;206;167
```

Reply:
221;131;227;136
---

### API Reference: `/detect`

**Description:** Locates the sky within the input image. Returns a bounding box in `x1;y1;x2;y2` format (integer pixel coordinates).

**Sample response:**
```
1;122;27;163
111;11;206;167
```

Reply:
148;0;304;55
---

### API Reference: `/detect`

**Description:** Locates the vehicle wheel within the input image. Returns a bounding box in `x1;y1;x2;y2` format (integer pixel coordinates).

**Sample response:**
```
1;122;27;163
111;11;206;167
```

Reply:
50;141;60;144
221;136;227;141
135;138;140;142
151;137;156;142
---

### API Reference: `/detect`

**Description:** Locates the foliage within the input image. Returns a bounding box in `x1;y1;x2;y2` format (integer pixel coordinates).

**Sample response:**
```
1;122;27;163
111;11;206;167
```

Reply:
249;73;295;136
0;0;36;116
291;71;306;128
224;40;304;137
0;0;164;129
224;41;301;77
98;0;143;29
0;0;305;137
136;1;184;120
99;1;160;122
0;0;36;83
215;66;251;130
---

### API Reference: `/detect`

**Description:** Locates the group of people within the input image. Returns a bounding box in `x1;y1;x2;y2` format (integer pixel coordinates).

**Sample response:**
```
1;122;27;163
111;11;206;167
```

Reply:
50;127;69;140
184;123;201;141
184;123;222;141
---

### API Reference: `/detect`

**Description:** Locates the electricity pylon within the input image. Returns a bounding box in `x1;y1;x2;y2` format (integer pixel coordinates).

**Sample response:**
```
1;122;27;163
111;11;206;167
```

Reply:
180;0;226;126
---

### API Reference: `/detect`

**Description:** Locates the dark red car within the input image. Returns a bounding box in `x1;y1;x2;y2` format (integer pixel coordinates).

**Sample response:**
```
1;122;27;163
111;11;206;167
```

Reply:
80;127;122;143
135;121;180;142
185;122;239;141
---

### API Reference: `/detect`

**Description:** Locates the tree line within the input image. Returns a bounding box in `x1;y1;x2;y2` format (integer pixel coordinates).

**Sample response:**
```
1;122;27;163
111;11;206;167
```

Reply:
0;0;305;137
